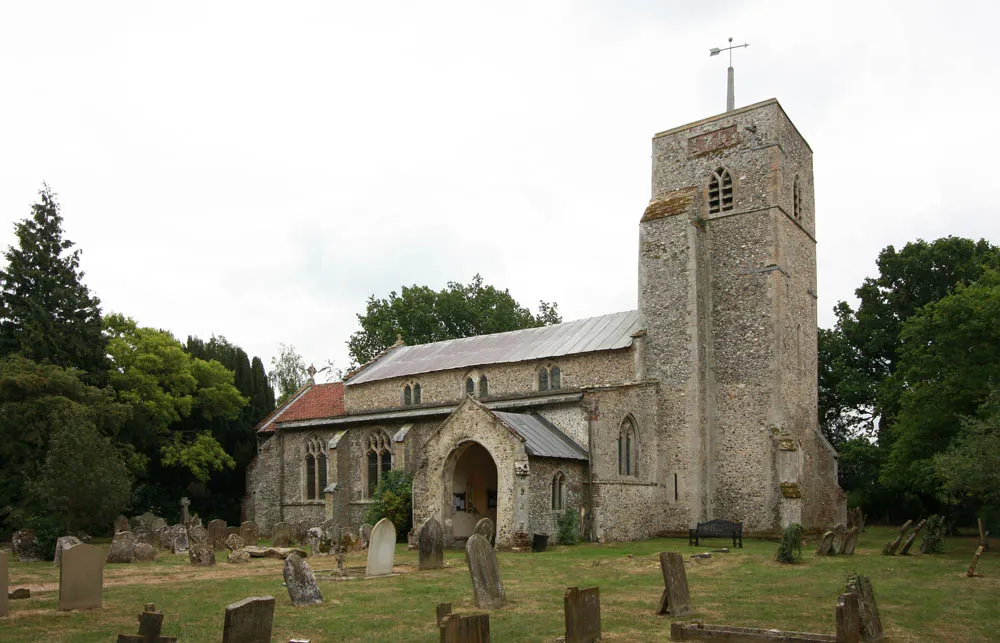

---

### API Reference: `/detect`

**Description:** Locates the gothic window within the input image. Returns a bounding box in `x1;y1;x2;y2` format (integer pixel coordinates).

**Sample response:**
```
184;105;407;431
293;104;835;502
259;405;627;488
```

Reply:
617;416;639;477
479;374;489;398
538;365;561;391
364;431;393;498
539;368;549;391
708;168;734;214
464;372;489;398
551;472;566;510
793;175;801;220
550;366;561;389
403;382;421;406
466;377;475;396
413;383;421;404
305;454;316;500
303;437;326;500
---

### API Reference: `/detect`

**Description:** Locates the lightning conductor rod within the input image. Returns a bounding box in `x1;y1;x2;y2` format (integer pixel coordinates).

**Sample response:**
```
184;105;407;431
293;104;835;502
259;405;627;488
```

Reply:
709;37;750;112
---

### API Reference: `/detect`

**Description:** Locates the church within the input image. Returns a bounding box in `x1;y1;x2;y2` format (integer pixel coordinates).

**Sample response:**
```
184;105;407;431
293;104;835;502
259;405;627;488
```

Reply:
247;98;845;546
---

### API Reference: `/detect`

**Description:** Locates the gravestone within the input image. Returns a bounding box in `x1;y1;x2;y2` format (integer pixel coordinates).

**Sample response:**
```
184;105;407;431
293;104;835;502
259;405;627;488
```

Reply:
564;586;601;643
831;524;848;555
116;603;178;642
968;545;986;577
155;526;173;550
241;521;260;546
12;529;40;562
292;521;310;545
272;522;293;547
899;518;927;555
59;543;104;611
223;596;275;643
438;603;490;643
418;517;445;570
846;574;883;642
228;549;251;564
465;534;505;609
882;519;913;556
836;592;861;643
816;531;835;556
283;554;323;606
107;531;137;564
0;551;7;618
54;536;83;567
842;527;859;556
188;525;210;547
150;516;168;534
226;533;245;551
366;518;397;577
170;525;189;554
179;498;190;524
360;523;373;549
114;515;130;534
208;519;228;551
473;517;496;547
655;552;691;616
134;525;155;548
306;527;323;554
134;543;156;562
189;542;216;566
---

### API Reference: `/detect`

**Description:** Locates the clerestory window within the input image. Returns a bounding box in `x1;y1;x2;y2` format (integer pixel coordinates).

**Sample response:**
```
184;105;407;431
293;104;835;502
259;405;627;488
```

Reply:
403;381;421;406
538;365;562;391
464;372;489;399
708;168;734;214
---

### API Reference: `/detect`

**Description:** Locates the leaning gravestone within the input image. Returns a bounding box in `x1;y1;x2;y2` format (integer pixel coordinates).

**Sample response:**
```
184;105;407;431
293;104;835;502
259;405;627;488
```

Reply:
107;531;137;564
292;521;310;546
59;543;104;611
241;521;260;546
208;519;228;551
836;592;861;643
366;518;397;577
842;527;859;556
306;527;323;554
465;533;505;609
831;524;848;555
882;519;913;556
134;543;156;562
189;542;216;566
899;518;927;555
12;529;40;562
223;596;275;643
272;522;293;548
655;552;691;616
283;554;323;606
54;536;83;568
1;551;8;618
816;531;835;556
170;525;189;554
564;586;601;643
846;574;883;642
473;517;496;548
418;517;445;570
188;525;210;547
360;523;373;549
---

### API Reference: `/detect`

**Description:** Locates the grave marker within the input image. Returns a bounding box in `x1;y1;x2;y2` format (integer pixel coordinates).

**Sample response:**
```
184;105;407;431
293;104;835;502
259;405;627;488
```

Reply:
107;531;137;564
465;534;505;609
437;603;490;643
816;531;835;556
846;574;883;642
474;517;496;547
842;527;859;556
134;543;156;562
59;543;104;611
208;519;228;551
12;529;39;562
899;518;927;555
655;551;691;616
836;592;861;643
222;596;275;643
881;519;912;556
54;535;82;567
179;498;190;524
564;586;601;643
360;523;373;549
116;603;178;642
114;515;130;534
418;517;444;570
831;524;848;555
272;522;293;547
241;521;260;546
170;525;189;554
366;517;397;577
283;554;323;606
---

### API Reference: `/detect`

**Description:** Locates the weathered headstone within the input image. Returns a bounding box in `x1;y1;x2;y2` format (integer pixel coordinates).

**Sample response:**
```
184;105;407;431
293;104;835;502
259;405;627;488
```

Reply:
655;552;691;616
283;553;322;606
437;603;490;643
360;523;373;549
842;527;859;556
846;574;883;642
208;519;228;551
134;525;155;548
226;533;245;551
816;531;835;556
150;516;168;534
305;527;323;554
241;521;260;546
465;534;505;609
564;586;601;643
188;542;216;566
882;519;913;556
968;545;986;577
107;531;137;564
831;524;848;555
11;529;40;562
59;543;104;611
836;592;861;643
228;549;251;564
473;517;496;547
418;517;445;570
114;515;130;534
0;551;7;618
134;543;156;562
366;517;397;577
116;603;178;642
223;596;275;643
54;536;83;568
155;526;173;550
292;521;310;546
179;497;190;524
188;525;210;547
170;525;189;554
272;522;293;548
899;518;927;555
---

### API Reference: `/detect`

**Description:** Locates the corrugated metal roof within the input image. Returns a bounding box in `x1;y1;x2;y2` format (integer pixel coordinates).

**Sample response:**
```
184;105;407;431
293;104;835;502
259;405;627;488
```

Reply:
493;411;588;461
346;310;640;385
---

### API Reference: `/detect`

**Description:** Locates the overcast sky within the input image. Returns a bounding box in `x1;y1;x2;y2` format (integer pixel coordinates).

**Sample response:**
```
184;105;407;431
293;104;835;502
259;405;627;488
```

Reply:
2;1;998;379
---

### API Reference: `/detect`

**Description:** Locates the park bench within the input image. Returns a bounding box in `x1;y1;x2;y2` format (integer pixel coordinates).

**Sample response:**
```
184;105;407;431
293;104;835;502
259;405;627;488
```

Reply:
688;519;743;548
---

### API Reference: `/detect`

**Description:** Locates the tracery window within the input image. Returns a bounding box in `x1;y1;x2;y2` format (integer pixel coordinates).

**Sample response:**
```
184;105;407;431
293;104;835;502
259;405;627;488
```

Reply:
793;175;801;220
538;365;561;391
403;382;421;406
617;416;639;477
364;431;393;498
303;437;327;500
551;471;566;510
708;168;734;214
479;374;488;398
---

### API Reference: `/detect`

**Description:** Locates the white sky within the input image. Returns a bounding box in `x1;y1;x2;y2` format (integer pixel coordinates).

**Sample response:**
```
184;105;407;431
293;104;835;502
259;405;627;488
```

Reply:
2;1;998;378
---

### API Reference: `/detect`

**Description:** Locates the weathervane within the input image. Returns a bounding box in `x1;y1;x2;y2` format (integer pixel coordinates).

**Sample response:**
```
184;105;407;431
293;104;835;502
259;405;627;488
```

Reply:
710;37;750;112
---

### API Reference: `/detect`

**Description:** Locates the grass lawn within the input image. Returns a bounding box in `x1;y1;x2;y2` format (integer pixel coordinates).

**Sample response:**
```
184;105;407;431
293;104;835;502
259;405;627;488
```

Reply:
3;527;997;642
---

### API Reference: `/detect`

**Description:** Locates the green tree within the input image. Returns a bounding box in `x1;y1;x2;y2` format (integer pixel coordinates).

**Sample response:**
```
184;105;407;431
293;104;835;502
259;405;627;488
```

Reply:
364;470;413;539
0;185;106;381
269;343;309;405
935;389;1000;508
348;274;561;365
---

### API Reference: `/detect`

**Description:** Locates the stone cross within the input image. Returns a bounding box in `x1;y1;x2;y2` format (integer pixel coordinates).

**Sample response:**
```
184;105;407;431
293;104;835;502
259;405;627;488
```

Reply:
564;586;601;643
465;534;505;609
222;596;275;643
655;552;691;616
59;543;104;611
437;603;490;643
418;517;444;571
179;498;190;524
366;518;397;577
0;551;8;618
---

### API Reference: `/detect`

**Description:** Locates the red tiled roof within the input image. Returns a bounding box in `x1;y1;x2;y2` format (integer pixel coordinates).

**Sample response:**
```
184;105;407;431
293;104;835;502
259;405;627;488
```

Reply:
255;382;345;433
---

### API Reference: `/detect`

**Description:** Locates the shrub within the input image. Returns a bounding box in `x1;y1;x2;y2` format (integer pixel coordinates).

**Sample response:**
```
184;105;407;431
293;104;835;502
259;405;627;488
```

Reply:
557;507;580;545
364;470;413;539
775;523;805;563
920;514;945;554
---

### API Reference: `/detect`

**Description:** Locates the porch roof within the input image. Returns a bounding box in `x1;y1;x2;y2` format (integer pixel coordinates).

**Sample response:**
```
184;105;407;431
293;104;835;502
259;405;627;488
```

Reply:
492;411;588;461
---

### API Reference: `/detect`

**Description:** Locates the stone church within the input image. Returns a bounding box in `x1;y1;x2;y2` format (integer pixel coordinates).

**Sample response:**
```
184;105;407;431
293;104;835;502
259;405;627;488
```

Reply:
248;98;845;547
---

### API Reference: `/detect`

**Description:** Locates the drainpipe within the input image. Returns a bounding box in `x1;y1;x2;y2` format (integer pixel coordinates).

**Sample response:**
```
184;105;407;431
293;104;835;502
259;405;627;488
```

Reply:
584;393;598;543
279;432;285;523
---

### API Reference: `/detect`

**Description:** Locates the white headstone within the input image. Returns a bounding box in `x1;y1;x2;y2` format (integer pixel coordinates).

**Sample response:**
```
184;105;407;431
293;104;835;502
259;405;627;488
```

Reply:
365;518;396;577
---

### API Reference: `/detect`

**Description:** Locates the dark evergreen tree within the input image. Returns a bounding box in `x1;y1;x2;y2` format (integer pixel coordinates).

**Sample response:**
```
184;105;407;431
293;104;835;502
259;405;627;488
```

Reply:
0;185;106;381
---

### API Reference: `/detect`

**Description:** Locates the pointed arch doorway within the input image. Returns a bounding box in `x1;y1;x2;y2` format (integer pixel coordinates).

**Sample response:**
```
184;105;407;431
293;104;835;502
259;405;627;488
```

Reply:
443;441;498;541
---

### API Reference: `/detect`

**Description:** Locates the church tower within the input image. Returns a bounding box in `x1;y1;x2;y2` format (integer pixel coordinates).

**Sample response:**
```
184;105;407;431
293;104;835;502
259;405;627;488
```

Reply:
638;99;842;532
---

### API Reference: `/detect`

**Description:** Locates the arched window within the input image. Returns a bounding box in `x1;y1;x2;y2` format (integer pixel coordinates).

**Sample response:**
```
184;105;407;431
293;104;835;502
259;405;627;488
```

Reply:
708;168;734;214
466;377;475;396
552;472;566;510
304;437;326;500
403;384;412;406
550;366;561;390
305;454;316;500
793;175;801;220
618;417;639;477
539;368;549;391
479;374;489;398
464;372;489;398
364;431;393;497
413;383;421;404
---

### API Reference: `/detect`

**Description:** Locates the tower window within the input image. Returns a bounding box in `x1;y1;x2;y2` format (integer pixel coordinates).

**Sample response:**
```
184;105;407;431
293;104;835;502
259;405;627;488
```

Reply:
708;168;734;214
793;175;802;220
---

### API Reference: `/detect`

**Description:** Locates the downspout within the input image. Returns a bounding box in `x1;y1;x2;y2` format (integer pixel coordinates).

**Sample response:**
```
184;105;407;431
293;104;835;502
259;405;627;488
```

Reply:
279;431;285;523
584;393;598;543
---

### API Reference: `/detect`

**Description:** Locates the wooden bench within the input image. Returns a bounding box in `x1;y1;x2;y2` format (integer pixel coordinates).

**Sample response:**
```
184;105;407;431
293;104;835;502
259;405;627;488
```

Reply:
688;519;743;548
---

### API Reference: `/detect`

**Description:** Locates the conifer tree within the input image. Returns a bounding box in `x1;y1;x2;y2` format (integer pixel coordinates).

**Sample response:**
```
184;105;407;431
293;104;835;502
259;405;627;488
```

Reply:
0;185;106;380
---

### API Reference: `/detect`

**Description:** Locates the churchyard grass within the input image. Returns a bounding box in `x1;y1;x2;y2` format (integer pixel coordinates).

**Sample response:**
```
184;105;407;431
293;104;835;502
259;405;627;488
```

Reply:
4;527;998;641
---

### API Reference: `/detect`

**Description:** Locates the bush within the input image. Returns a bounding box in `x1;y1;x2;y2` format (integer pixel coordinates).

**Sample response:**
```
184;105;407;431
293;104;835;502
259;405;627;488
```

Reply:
775;523;805;563
557;507;580;545
364;470;413;539
920;514;945;554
